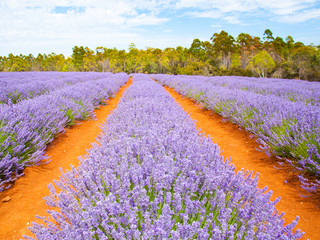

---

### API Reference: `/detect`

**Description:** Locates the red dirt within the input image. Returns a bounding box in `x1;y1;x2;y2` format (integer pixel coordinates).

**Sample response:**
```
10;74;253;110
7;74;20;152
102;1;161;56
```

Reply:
165;86;320;240
0;78;132;240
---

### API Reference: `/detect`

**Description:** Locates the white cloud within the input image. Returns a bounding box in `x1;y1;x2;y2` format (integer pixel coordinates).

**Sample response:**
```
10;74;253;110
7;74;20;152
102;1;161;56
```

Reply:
0;0;319;56
0;0;170;31
0;0;171;55
185;10;223;18
126;13;169;26
176;0;319;22
224;16;241;24
176;0;252;13
279;8;320;23
255;0;316;15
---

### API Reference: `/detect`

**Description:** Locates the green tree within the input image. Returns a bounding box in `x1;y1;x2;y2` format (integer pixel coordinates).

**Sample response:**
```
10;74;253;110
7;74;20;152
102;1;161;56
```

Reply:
189;39;207;61
291;45;318;80
0;56;4;71
263;29;274;41
82;47;98;71
0;29;319;80
286;36;294;50
152;48;164;73
210;30;235;69
237;33;252;66
126;43;139;73
231;53;241;68
9;54;30;71
246;50;275;77
163;47;179;74
72;46;86;71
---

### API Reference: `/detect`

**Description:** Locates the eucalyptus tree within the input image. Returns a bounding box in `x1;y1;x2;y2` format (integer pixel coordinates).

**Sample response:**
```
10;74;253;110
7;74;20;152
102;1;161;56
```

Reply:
210;30;236;69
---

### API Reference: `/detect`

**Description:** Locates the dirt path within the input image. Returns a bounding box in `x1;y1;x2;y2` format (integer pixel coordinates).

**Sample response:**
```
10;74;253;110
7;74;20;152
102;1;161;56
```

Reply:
0;78;132;240
165;86;320;240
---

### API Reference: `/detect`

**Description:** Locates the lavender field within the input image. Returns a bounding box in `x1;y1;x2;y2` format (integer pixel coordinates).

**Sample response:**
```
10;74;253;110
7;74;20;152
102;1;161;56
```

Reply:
153;74;320;192
0;72;128;191
2;72;316;238
0;72;115;104
26;75;302;239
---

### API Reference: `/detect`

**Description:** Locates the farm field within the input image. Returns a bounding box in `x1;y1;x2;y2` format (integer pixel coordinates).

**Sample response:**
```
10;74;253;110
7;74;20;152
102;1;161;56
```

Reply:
0;73;319;239
0;76;132;239
0;72;128;191
153;74;320;190
164;86;320;240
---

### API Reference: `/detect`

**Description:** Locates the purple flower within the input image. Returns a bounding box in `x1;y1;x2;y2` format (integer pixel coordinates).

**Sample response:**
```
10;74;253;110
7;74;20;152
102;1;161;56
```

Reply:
26;74;302;239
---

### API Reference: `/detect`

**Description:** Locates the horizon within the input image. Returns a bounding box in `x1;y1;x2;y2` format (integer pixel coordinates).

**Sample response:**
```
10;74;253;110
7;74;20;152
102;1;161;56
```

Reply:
1;0;320;57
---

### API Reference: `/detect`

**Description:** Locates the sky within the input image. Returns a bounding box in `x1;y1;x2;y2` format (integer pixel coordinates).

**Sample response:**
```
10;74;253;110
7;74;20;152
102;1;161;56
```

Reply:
0;0;319;57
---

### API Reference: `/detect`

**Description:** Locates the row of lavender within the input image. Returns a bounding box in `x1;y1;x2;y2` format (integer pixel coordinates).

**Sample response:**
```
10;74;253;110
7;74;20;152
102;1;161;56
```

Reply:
153;75;320;182
0;73;128;191
27;75;302;239
0;72;114;104
177;75;320;106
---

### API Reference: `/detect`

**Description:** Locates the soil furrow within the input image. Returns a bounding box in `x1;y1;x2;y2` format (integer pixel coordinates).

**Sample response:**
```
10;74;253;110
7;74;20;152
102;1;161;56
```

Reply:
0;78;132;240
164;86;320;240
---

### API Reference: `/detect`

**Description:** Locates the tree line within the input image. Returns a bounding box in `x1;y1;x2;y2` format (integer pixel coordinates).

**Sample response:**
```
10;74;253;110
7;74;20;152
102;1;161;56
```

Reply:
1;29;319;81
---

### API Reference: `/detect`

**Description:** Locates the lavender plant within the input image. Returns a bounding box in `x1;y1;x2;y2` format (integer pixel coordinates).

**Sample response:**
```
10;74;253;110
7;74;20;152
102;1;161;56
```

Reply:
0;72;114;104
0;73;128;191
158;75;320;106
152;74;320;188
26;75;303;239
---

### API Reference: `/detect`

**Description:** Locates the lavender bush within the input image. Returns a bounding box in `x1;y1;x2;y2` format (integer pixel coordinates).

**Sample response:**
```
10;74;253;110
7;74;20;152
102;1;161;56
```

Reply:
152;75;320;182
211;76;320;106
26;75;303;239
0;73;128;191
0;72;114;104
159;75;320;106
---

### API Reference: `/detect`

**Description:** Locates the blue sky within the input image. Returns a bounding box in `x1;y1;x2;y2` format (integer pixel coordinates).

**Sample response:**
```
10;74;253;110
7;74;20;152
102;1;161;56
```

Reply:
0;0;319;57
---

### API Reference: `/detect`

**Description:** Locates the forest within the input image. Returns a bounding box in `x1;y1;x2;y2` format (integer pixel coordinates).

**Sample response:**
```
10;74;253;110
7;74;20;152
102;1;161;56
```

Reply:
1;29;319;81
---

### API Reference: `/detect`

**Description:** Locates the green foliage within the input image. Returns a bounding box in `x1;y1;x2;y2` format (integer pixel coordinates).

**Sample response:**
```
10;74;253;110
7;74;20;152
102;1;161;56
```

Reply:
268;120;320;167
193;91;204;102
7;90;22;104
210;30;236;69
65;108;76;126
214;100;236;115
231;53;241;68
1;29;319;81
246;50;275;77
72;46;86;71
263;29;274;41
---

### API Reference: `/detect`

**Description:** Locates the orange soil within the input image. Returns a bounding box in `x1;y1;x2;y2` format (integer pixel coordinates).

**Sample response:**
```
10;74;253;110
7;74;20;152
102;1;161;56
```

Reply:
0;78;132;240
165;86;320;240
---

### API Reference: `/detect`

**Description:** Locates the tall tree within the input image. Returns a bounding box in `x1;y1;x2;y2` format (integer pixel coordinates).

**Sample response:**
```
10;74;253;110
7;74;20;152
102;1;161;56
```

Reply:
72;46;86;71
210;30;235;69
189;39;206;60
82;47;98;71
237;33;253;67
246;50;275;77
263;29;274;41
